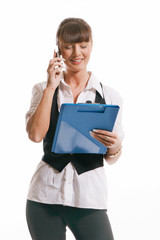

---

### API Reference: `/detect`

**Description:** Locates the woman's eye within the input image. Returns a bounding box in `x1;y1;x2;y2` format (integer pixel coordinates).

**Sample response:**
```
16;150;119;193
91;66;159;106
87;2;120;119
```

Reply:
80;45;87;49
64;45;72;50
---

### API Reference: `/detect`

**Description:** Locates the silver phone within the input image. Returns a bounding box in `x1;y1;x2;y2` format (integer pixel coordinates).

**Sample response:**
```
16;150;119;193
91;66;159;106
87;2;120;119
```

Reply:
56;51;60;57
55;47;65;72
55;46;61;58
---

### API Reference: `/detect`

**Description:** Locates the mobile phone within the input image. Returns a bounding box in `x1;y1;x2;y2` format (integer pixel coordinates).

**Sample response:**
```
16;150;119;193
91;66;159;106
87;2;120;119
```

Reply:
56;50;60;57
55;46;61;58
55;47;65;72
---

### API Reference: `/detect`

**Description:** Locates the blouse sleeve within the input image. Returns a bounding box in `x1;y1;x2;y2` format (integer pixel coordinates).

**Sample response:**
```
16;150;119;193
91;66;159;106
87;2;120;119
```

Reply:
103;86;125;141
112;92;125;141
25;83;44;124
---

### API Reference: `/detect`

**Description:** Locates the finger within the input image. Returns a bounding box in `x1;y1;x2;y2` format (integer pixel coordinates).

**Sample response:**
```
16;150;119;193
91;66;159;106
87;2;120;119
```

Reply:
47;67;61;75
55;68;61;75
92;135;112;147
91;132;116;144
55;57;64;62
47;65;57;74
49;58;63;65
47;67;61;77
93;129;117;138
53;62;63;68
90;131;111;146
47;62;63;72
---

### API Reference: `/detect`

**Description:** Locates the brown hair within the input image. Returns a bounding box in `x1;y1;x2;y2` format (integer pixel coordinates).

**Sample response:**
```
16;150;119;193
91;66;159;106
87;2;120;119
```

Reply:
56;18;92;47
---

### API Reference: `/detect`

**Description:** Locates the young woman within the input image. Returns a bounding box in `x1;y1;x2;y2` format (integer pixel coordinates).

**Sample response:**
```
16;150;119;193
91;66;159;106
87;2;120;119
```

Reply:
26;17;124;240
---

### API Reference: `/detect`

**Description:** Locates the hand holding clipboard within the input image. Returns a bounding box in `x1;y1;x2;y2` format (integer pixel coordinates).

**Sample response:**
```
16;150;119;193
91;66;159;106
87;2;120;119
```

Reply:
90;129;121;150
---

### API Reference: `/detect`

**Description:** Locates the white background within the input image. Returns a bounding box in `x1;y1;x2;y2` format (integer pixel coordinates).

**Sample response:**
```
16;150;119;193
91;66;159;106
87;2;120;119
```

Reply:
0;0;160;239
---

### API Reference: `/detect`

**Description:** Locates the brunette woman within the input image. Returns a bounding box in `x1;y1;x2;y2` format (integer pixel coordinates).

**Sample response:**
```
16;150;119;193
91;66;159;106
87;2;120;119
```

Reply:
26;17;124;240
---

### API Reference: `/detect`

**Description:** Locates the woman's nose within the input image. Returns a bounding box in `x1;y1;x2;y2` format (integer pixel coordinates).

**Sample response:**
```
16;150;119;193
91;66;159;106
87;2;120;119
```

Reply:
72;45;81;57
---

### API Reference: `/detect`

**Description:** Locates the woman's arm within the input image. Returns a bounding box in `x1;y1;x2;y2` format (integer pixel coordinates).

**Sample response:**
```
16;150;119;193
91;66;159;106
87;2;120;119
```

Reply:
26;51;63;142
26;87;56;142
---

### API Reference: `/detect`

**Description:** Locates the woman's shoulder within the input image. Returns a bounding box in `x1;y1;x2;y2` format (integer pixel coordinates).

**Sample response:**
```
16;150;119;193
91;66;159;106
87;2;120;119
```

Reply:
32;81;47;93
102;84;123;105
91;73;122;104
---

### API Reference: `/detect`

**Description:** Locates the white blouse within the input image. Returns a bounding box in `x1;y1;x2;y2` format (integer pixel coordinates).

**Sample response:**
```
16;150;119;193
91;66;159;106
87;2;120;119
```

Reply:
26;72;124;209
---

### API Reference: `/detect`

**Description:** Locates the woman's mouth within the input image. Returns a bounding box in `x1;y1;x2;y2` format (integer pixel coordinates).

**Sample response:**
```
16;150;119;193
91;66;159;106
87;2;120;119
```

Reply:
70;58;84;64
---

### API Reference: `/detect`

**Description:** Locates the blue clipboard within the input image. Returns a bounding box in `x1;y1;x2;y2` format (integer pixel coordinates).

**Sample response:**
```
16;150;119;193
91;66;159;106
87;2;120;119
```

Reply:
51;103;120;154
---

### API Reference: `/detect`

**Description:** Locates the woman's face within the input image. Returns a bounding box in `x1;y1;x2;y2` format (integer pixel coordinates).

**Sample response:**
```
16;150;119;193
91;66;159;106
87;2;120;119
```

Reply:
59;40;92;73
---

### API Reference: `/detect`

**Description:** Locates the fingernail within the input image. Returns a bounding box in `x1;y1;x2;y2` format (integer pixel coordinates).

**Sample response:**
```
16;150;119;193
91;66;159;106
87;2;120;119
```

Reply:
89;131;93;136
93;129;98;132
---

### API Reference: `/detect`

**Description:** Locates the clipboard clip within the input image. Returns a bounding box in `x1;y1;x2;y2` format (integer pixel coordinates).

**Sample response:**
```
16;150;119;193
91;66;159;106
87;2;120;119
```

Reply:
77;104;105;113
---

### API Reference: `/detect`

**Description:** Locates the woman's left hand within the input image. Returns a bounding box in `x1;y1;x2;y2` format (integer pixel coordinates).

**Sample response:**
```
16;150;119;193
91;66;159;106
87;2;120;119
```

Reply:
90;129;121;149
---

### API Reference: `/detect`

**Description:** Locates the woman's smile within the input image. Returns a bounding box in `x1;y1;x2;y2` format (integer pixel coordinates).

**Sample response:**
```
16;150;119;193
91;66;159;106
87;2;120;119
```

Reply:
70;58;84;65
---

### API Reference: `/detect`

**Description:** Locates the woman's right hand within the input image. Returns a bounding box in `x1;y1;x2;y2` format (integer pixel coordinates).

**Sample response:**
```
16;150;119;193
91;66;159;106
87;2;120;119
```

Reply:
47;50;64;89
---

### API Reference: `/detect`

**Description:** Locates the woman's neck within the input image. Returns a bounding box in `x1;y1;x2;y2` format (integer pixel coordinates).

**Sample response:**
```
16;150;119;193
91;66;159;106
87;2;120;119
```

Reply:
64;69;91;103
64;69;90;88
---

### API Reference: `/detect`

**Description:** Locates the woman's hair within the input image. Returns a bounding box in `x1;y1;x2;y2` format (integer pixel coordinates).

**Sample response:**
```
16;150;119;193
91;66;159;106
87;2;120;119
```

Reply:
56;18;92;47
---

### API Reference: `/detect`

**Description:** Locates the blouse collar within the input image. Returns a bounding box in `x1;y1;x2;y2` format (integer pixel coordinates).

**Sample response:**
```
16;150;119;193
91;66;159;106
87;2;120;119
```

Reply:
60;72;103;98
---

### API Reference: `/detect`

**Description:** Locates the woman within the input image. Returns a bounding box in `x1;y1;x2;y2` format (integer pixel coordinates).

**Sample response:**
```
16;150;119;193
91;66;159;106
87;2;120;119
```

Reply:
26;17;124;240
